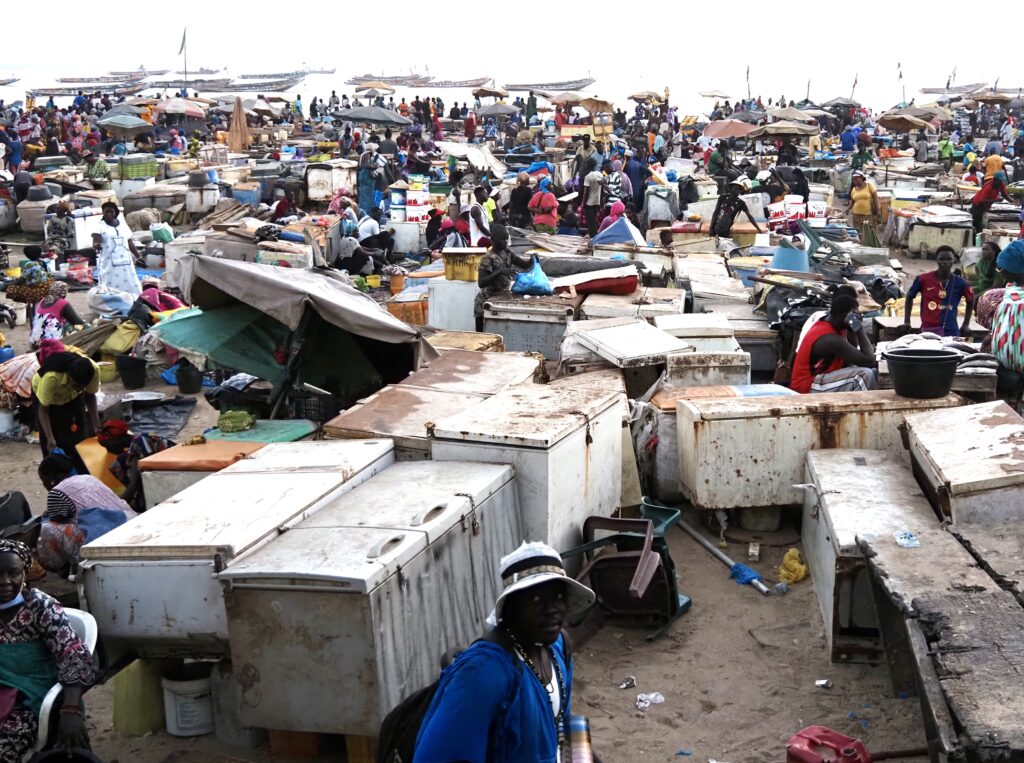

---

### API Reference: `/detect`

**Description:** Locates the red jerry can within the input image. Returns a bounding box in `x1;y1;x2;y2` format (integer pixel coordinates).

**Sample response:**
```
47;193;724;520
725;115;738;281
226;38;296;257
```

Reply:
786;726;872;763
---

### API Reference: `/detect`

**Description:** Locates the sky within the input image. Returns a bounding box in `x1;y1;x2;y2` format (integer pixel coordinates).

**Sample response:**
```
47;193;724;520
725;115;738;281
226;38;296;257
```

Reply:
0;6;1017;114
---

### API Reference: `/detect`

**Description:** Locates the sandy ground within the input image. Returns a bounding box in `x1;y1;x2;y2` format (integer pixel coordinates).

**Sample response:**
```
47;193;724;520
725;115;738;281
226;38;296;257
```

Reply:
0;266;936;762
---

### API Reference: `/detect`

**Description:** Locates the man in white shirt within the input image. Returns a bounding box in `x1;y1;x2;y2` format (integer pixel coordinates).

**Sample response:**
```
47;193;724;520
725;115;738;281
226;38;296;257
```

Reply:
358;207;383;241
582;158;605;236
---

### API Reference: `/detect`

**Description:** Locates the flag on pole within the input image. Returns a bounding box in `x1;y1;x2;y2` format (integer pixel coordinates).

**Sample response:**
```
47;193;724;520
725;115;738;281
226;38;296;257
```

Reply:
178;28;186;55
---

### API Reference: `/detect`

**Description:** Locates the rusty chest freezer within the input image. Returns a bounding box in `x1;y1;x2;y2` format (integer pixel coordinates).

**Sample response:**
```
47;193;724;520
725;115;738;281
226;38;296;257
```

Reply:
902;401;1024;525
801;449;939;663
665;336;751;387
77;440;395;658
323;384;487;460
482;293;586;360
676;391;964;510
218;461;521;737
431;384;624;553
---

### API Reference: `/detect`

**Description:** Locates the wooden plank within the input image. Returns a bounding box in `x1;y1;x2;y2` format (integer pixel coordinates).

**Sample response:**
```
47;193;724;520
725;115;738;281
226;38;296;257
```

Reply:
906;620;958;759
950;523;1024;607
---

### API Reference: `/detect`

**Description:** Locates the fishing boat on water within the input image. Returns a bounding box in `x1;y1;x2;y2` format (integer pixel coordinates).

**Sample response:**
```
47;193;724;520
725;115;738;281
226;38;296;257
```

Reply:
0;78;19;87
421;76;492;88
175;68;222;75
346;73;432;87
108;68;169;77
30;82;147;97
56;74;144;84
504;76;595;91
240;68;335;79
212;77;305;93
919;83;985;95
151;77;232;90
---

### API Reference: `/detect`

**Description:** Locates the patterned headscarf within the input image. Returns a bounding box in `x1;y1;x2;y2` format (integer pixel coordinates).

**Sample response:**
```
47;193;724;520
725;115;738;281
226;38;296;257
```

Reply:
45;489;78;521
0;539;32;567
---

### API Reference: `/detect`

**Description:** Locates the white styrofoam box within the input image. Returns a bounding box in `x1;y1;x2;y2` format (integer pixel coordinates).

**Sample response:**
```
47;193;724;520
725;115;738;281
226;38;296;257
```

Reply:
431;385;624;553
665;336;751;387
219;461;520;737
903;401;1024;525
802;449;938;662
78;441;395;658
428;278;479;333
676;391;965;510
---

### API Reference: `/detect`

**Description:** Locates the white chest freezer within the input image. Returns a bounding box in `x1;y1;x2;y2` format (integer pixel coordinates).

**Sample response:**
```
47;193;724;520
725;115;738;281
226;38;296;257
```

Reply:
802;449;939;663
903;401;1024;525
665;336;751;387
323;385;487;460
482;294;585;361
431;385;624;553
572;319;692;368
78;440;395;657
219;461;520;736
580;287;687;322
400;349;541;395
138;440;267;510
428;279;479;333
676;391;964;510
653;312;735;339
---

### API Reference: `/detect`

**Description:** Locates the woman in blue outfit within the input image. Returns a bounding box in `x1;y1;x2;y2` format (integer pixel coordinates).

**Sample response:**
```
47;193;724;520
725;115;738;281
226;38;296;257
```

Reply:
414;542;596;763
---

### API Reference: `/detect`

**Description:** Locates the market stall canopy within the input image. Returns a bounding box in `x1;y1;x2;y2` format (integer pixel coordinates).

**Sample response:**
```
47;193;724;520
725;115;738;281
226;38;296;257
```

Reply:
699;90;730;99
801;108;832;118
125;97;160;106
703;119;756;139
360;88;383;98
172;256;435;360
153;98;206;118
243;98;280;117
436;141;507;178
877;113;935;133
336;106;412;126
972;89;1012;104
580;98;614;115
354;81;396;93
96;113;151;133
767;106;816;123
629;90;662;103
889;105;953;121
472;86;508;99
103;103;143;116
476;103;519;118
822;97;860;108
228;97;252;153
730;110;765;124
550;92;583;105
747;120;819;138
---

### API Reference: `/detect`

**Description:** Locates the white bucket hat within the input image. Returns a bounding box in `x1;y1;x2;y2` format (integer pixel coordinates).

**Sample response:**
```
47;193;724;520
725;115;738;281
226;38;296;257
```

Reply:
490;541;596;625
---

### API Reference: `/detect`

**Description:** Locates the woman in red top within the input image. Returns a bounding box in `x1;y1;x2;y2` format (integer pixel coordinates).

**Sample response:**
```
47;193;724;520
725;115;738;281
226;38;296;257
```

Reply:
791;291;878;394
970;174;1015;233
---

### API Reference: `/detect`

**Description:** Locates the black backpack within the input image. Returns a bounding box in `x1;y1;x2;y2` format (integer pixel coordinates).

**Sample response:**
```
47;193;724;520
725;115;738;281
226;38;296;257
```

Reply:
376;680;441;763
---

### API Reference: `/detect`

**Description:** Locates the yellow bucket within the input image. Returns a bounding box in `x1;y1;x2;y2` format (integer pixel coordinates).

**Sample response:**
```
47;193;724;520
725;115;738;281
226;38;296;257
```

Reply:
4;268;21;278
366;275;381;288
98;361;117;383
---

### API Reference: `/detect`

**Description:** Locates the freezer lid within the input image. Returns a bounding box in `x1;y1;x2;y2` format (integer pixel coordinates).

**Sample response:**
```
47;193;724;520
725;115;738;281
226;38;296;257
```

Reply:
680;390;964;421
399;349;540;395
323;387;487;450
653;313;735;338
432;385;622;448
218;439;394;475
572;319;692;368
137;441;266;473
219;526;427;593
81;472;350;560
905;401;1024;494
483;293;585;318
297;461;515;543
806;449;937;556
685;337;744;353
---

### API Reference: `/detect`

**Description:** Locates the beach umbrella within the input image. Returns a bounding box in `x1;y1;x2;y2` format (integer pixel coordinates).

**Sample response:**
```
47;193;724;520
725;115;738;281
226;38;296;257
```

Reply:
337;105;412;126
154;98;206;118
103;103;143;117
476;103;520;118
973;89;1011;104
126;97;160;106
699;90;730;99
822;97;860;108
550;92;582;105
767;106;816;123
731;110;764;124
702;119;755;139
890;105;953;121
876;113;935;133
361;88;382;98
630;90;661;103
580;98;614;115
747;120;819;138
472;86;508;99
354;81;396;93
213;103;255;116
243;98;279;117
228;97;251;153
96;114;151;138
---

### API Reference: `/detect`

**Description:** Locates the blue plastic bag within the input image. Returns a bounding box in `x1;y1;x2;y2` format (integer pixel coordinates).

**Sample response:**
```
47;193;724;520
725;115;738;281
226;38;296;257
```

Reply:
512;256;554;296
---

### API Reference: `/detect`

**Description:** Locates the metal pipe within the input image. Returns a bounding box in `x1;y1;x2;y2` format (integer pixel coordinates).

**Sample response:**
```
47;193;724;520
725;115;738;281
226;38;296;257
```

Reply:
676;516;771;596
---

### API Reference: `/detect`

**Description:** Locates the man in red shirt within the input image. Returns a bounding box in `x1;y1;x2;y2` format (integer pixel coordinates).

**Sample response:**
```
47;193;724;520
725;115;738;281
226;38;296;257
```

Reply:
970;174;1015;233
790;290;878;393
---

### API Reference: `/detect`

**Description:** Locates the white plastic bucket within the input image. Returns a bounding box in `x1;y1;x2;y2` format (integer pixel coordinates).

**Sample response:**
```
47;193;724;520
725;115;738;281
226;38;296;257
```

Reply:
0;409;14;433
162;664;214;737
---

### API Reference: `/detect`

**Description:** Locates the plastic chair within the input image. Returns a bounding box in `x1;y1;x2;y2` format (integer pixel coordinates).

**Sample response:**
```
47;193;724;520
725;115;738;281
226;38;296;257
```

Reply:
25;609;98;760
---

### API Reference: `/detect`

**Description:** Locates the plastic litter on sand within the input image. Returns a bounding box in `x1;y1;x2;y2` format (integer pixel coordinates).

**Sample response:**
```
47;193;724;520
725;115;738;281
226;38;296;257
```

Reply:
636;692;665;710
